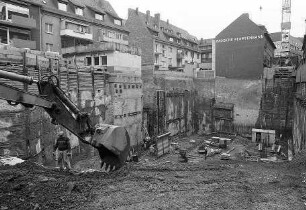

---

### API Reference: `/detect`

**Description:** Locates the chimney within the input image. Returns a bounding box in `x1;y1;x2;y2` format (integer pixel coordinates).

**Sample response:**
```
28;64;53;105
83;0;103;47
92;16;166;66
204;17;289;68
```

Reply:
241;13;249;19
146;10;150;23
154;13;160;28
167;19;169;25
305;19;306;35
136;7;139;15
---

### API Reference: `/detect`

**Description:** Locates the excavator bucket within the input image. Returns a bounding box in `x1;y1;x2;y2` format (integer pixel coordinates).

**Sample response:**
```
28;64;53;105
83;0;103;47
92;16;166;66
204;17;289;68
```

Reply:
90;124;130;172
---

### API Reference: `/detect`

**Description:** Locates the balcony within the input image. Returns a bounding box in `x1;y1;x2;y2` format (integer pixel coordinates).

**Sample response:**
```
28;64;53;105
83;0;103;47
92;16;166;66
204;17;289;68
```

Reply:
61;42;141;55
0;15;36;29
60;29;93;41
99;36;128;45
201;58;212;63
10;38;36;50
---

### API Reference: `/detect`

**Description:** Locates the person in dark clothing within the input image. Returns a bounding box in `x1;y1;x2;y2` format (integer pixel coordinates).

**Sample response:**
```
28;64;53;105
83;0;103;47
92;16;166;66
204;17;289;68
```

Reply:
53;131;72;170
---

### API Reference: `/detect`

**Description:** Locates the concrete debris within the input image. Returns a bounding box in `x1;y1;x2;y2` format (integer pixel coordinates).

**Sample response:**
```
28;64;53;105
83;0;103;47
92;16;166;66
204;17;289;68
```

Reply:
220;153;231;160
0;156;24;166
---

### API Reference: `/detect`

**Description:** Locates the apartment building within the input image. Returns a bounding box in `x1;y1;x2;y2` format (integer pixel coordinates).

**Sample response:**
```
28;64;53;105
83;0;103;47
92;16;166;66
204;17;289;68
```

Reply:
0;0;40;50
126;8;201;70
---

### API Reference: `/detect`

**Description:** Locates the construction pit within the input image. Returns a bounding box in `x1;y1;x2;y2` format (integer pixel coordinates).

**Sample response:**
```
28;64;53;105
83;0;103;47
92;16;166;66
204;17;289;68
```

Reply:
1;134;306;210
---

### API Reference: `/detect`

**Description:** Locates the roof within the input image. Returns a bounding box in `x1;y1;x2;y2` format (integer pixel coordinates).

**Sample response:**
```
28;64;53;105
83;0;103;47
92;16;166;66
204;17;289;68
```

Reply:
21;0;128;32
270;32;303;48
134;9;199;48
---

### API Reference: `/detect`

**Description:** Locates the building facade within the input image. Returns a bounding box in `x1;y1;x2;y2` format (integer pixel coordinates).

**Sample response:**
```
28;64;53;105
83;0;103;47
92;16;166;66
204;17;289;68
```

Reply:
215;13;275;79
270;32;303;66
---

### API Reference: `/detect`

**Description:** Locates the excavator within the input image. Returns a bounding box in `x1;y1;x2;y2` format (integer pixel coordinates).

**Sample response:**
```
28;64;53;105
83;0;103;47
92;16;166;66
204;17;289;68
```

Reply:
0;69;130;172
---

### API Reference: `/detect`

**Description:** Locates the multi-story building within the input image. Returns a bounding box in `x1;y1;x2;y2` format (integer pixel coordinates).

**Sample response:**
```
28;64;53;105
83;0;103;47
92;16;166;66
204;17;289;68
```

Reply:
199;38;212;64
215;13;275;79
126;8;201;71
197;38;216;79
270;32;303;66
0;0;40;50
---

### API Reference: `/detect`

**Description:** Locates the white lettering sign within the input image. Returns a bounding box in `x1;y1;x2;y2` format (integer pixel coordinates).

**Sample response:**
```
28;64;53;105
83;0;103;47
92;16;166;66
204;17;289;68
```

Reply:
216;35;264;43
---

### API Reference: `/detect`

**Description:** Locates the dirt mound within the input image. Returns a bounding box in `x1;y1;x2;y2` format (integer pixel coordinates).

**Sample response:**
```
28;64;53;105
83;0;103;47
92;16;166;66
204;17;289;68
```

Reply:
0;159;130;210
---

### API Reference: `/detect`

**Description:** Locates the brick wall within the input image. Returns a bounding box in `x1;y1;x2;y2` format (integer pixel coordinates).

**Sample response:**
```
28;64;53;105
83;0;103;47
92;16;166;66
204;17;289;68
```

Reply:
126;9;154;65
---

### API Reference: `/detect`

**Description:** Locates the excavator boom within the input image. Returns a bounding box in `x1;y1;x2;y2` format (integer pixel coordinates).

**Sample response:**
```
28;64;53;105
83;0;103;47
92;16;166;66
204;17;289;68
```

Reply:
0;70;130;171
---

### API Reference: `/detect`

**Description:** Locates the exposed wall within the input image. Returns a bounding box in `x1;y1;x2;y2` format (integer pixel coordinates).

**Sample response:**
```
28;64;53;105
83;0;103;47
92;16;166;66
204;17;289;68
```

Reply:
215;14;265;79
126;9;154;65
142;63;215;137
293;98;306;154
215;77;262;126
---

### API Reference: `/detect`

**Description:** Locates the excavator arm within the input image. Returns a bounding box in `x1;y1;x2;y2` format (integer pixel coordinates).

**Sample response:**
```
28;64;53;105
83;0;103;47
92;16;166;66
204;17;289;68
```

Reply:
0;70;130;171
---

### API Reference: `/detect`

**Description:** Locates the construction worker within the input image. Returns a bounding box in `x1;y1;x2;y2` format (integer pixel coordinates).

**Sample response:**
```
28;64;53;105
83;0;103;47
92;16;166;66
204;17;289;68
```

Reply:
53;131;72;171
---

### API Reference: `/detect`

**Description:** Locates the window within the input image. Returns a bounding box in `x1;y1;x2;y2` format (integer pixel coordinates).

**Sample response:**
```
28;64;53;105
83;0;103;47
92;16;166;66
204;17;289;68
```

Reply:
160;27;164;31
45;23;53;34
58;2;67;11
169;37;173;42
46;43;53;52
101;55;107;65
75;7;84;16
114;19;122;26
155;55;158;64
94;57;99;66
155;44;158;52
86;57;92;66
116;33;122;40
168;58;172;66
95;13;104;21
197;53;199;59
162;50;166;57
76;25;87;33
169;47;172;53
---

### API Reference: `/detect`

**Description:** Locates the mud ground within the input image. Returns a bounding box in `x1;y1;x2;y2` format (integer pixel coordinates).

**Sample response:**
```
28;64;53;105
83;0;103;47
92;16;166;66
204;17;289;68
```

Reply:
1;135;306;210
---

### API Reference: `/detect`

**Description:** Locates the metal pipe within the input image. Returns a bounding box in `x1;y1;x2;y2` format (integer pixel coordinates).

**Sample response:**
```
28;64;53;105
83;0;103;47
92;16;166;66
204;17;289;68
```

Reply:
53;86;80;115
0;70;37;84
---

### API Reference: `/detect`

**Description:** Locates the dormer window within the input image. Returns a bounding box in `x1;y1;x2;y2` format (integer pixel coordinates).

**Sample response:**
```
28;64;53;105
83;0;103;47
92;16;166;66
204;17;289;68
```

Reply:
75;7;83;16
154;24;158;29
58;1;67;11
160;27;164;31
114;19;122;26
95;13;104;21
169;37;173;42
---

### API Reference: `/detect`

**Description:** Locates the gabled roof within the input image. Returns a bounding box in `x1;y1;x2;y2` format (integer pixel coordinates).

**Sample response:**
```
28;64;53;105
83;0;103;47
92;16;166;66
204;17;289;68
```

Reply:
216;13;263;39
134;9;199;48
21;0;127;31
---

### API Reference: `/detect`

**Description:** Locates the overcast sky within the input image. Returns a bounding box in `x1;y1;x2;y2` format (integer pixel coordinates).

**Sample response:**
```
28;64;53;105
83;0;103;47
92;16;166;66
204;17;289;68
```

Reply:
110;0;306;39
